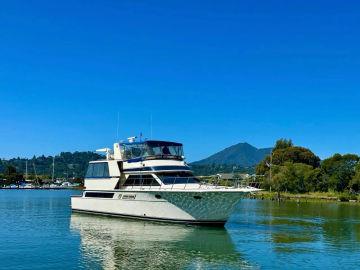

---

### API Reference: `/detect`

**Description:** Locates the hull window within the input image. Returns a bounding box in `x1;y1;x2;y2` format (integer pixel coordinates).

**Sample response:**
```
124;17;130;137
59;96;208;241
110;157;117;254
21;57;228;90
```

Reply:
123;175;160;186
85;192;114;198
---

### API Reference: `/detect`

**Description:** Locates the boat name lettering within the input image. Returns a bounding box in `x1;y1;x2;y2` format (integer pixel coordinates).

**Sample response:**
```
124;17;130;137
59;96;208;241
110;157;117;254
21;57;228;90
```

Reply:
122;194;136;200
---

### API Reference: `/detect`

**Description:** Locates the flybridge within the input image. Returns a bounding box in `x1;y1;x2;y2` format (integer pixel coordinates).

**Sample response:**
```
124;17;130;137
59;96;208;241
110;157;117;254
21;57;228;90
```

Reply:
96;140;185;162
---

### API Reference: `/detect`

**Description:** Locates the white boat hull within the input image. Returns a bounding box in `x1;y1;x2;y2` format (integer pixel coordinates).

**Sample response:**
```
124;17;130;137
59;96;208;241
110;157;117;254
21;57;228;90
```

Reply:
71;190;247;225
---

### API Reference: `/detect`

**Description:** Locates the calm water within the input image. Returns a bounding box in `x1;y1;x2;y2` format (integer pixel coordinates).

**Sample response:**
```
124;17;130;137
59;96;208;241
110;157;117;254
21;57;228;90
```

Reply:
0;190;359;269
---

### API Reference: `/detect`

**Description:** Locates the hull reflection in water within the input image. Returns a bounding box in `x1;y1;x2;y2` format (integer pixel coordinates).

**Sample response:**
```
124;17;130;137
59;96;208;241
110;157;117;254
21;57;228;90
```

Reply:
70;213;252;269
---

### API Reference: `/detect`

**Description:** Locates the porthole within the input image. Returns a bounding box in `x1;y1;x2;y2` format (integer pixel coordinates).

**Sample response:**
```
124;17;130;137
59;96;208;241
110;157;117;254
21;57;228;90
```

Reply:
155;194;162;199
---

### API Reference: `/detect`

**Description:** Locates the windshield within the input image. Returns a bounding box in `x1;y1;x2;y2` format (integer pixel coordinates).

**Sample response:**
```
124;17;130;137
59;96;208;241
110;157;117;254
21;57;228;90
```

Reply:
156;172;199;185
121;141;184;160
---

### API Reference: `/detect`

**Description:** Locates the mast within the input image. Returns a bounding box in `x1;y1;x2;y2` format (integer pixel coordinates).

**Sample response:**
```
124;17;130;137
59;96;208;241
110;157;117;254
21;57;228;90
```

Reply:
25;160;28;180
52;156;55;182
33;163;39;186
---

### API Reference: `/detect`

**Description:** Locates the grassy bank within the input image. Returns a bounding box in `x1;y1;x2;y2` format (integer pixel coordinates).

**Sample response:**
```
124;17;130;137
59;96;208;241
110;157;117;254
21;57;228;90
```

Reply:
252;191;360;203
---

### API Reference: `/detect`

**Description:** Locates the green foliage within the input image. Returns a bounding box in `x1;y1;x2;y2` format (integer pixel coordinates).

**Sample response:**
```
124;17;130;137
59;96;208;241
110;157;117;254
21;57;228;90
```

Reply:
0;152;103;181
273;139;293;151
338;195;350;202
272;163;320;193
273;147;321;168
4;165;17;175
1;165;23;186
256;139;360;194
322;154;359;192
349;164;360;192
256;139;320;176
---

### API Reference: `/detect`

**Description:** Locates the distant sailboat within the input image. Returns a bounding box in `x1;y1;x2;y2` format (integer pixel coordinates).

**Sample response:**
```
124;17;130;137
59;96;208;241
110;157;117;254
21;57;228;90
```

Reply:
52;156;55;182
33;162;39;187
22;160;34;189
25;160;28;180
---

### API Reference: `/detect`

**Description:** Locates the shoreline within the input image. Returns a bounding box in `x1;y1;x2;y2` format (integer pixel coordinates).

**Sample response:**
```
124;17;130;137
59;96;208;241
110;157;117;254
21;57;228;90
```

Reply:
1;188;359;204
251;191;359;203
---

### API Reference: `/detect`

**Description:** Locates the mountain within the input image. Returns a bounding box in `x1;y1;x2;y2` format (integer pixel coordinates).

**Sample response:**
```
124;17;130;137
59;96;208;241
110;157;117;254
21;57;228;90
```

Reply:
192;142;271;167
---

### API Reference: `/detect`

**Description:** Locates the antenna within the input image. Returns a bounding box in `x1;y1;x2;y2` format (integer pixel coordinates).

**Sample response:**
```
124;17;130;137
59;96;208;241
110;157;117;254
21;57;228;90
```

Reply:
116;111;120;141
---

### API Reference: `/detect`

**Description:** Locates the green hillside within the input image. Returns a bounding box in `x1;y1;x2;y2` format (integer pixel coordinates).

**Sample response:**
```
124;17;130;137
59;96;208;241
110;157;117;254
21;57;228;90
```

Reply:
191;142;272;166
190;142;271;175
0;152;103;179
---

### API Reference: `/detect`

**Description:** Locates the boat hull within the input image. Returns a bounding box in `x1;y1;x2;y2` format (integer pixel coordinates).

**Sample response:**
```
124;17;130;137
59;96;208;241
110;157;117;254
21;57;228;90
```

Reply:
71;209;226;226
71;190;246;226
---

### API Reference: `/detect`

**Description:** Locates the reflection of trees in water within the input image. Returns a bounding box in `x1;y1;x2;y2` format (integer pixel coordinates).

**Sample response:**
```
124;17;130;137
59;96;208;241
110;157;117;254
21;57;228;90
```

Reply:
321;204;360;250
235;200;360;254
71;214;249;270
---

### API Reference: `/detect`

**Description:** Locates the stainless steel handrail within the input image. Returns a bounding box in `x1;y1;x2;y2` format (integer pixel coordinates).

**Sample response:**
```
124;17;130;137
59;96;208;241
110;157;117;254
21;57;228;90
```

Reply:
121;177;261;190
184;177;190;190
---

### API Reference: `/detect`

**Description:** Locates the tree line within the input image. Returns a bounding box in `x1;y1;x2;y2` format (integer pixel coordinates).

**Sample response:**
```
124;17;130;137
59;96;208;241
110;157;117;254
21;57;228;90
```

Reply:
2;140;360;194
256;139;360;194
0;151;102;185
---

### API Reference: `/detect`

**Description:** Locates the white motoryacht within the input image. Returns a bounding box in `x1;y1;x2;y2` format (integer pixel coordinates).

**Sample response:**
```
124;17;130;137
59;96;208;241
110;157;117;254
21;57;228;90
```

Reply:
71;139;259;225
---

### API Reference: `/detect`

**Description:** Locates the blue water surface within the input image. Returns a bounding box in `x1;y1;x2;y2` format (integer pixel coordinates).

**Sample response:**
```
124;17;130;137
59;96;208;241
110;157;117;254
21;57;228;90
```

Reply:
0;190;359;269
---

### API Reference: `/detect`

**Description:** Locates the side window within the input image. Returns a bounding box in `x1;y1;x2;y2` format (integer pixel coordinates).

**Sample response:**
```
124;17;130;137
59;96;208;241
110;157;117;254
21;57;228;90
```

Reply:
85;164;94;178
123;175;159;186
142;175;158;185
103;163;110;177
85;163;110;178
92;163;102;177
123;176;135;186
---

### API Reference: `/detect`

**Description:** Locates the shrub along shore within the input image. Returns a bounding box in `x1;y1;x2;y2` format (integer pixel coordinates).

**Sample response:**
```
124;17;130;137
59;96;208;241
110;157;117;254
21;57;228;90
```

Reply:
255;139;360;203
251;191;359;202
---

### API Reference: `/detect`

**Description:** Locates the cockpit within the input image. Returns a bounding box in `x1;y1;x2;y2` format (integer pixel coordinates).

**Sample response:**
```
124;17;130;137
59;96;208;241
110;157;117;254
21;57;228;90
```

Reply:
120;140;184;161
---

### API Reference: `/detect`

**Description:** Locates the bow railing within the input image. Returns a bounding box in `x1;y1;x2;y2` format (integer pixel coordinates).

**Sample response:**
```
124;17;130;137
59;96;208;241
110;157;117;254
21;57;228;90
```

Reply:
121;177;261;191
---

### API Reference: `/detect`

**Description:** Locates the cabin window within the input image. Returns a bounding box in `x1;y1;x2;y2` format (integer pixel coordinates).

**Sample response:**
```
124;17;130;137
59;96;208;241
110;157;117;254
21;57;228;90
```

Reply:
85;192;114;198
123;175;160;186
156;172;200;185
85;163;110;178
121;141;184;161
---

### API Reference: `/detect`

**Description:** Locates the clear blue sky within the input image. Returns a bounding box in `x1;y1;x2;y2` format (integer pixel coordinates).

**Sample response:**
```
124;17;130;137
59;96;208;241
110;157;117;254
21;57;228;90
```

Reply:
0;0;359;161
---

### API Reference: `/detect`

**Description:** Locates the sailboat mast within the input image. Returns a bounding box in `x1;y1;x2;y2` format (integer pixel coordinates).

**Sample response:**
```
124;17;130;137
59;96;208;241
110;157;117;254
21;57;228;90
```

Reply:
52;156;55;182
33;162;38;186
25;160;28;180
